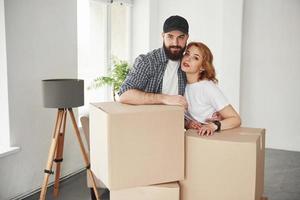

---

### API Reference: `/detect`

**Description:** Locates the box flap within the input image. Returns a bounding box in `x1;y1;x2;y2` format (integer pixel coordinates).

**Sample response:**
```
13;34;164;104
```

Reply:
91;102;183;114
186;127;263;143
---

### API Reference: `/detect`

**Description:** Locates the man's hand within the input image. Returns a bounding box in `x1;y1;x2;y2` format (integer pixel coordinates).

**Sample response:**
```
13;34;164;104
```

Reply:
119;90;188;110
185;119;203;130
161;95;188;110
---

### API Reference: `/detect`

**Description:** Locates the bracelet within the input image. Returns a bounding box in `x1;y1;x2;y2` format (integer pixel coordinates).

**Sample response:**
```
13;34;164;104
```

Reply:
212;121;221;132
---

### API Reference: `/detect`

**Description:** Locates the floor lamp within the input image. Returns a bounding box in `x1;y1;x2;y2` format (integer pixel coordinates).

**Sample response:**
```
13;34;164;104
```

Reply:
40;79;100;200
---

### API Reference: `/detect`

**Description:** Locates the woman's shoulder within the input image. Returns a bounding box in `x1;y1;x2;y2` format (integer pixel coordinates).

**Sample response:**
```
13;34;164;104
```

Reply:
186;80;215;88
198;80;218;88
196;80;223;97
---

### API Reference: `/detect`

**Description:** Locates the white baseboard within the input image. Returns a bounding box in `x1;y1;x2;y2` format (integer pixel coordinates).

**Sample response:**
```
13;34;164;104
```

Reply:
10;168;85;200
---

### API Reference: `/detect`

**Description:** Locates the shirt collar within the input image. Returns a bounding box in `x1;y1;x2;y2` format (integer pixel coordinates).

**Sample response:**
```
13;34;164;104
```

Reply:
160;47;168;64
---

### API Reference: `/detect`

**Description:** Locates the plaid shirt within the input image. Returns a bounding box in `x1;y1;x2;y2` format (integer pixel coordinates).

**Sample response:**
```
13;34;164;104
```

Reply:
118;48;187;96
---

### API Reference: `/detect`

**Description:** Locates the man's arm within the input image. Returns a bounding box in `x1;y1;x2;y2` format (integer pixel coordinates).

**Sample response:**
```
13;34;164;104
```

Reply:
119;89;188;109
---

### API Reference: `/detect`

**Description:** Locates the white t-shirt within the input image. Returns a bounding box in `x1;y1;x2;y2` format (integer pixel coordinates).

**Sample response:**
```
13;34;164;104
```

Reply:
185;80;229;123
162;60;179;95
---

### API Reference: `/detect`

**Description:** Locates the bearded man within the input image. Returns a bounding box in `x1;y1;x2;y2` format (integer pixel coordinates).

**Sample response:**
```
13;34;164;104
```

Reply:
118;15;189;109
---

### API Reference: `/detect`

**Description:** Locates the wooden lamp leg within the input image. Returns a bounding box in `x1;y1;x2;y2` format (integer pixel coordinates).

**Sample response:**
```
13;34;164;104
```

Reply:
40;109;64;200
53;109;67;197
68;108;101;200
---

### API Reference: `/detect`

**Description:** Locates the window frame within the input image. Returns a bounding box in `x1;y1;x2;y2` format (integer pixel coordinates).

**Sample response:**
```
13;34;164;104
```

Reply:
0;0;20;158
77;0;132;118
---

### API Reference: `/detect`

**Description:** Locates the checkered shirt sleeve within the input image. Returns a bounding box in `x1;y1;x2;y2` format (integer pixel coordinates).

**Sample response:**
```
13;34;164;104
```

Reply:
118;55;152;96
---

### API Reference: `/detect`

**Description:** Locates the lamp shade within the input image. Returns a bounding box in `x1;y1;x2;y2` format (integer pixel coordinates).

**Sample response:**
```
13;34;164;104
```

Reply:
42;79;84;108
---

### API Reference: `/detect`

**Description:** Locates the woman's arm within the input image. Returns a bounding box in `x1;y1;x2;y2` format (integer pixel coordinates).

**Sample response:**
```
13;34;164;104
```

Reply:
217;104;241;130
197;105;241;136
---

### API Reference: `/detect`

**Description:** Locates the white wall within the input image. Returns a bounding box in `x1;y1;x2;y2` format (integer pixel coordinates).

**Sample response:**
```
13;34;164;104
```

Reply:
132;0;243;111
0;0;84;199
240;0;300;151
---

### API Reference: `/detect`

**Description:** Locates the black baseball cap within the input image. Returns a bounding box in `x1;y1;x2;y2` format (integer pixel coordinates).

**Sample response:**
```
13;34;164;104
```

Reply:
163;15;189;34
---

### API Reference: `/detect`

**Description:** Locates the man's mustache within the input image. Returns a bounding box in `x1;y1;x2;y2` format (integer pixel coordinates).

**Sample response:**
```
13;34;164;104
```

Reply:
169;46;182;49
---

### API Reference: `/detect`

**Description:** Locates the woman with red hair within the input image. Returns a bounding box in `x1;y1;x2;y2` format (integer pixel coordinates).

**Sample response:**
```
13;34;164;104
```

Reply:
182;42;241;136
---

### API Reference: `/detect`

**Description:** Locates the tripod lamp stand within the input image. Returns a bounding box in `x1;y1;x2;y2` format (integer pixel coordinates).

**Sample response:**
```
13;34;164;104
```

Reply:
40;79;100;200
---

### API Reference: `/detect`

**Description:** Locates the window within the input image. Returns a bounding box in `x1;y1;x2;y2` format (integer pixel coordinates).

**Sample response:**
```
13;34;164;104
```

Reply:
111;1;131;61
0;0;19;157
77;0;132;116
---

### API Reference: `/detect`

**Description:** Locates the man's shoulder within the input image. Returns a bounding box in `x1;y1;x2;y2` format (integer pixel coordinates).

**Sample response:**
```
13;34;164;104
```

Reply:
146;48;163;57
136;48;166;64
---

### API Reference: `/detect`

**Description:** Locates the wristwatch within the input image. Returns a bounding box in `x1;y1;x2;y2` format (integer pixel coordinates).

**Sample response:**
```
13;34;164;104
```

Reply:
212;121;221;132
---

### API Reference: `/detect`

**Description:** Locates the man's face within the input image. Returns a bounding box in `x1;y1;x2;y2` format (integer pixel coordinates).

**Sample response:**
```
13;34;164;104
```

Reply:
162;30;189;60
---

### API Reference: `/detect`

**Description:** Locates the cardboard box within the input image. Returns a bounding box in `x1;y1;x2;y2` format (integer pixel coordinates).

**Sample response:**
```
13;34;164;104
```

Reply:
180;127;265;200
90;102;185;190
80;115;107;188
110;182;180;200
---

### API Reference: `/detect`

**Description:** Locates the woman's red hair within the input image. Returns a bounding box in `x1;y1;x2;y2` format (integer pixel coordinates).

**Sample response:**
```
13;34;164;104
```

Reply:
186;42;218;83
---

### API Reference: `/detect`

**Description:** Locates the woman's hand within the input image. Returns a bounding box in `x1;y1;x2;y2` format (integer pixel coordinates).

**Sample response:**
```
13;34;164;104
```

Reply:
197;123;217;136
205;112;223;123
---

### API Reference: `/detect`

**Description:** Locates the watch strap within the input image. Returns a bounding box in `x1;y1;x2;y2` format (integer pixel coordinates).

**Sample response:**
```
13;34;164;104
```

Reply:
213;120;221;132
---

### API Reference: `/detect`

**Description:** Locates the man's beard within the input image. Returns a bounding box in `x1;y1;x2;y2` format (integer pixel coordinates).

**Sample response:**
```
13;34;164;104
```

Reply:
163;43;186;61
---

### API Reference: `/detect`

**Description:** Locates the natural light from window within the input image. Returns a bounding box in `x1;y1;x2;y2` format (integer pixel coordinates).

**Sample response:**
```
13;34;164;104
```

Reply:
77;0;131;117
0;0;9;149
0;0;19;157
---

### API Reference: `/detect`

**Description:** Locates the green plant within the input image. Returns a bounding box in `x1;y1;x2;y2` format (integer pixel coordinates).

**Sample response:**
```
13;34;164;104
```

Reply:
88;58;130;101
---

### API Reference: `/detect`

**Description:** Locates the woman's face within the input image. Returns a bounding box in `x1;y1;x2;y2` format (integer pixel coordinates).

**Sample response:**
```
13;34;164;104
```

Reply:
181;45;204;75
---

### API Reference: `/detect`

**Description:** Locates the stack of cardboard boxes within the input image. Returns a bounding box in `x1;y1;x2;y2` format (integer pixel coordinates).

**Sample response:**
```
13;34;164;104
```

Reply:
90;102;267;200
